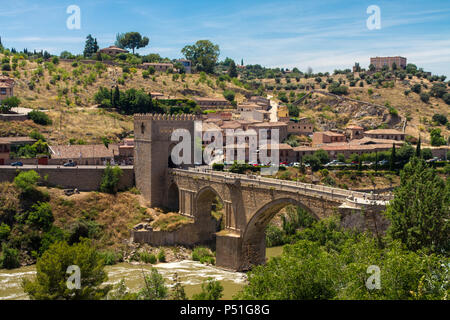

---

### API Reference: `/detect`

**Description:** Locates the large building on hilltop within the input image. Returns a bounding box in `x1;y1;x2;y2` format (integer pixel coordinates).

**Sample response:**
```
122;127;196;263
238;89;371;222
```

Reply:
370;56;407;70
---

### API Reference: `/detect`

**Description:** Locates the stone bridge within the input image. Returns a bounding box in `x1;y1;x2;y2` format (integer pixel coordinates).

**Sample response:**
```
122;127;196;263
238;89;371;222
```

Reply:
132;114;389;271
167;168;388;270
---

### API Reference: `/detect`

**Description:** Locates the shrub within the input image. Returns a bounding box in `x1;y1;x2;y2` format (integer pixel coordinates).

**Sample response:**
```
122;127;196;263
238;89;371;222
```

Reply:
0;96;21;110
192;278;224;300
420;92;430;103
26;201;54;231
0;243;20;269
443;93;450;105
14;170;40;194
192;247;215;265
99;165;123;194
0;223;11;241
212;163;224;171
432;114;448;125
137;268;168;300
140;252;157;264
223;90;235;102
411;83;421;93
157;249;166;262
28;110;52;125
265;225;284;247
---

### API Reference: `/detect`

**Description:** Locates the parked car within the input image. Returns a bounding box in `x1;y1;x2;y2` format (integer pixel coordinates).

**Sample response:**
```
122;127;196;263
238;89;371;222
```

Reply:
426;157;440;163
324;160;340;167
377;159;389;166
290;162;300;167
63;162;77;167
11;161;23;167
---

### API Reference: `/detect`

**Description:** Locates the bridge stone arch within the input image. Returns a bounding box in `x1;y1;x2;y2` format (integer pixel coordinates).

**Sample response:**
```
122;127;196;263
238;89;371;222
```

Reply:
239;197;319;270
194;186;224;220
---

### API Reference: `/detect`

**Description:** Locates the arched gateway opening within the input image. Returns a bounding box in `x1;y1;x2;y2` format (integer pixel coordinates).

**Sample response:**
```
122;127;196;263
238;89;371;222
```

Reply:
167;183;179;212
239;198;318;271
194;187;225;248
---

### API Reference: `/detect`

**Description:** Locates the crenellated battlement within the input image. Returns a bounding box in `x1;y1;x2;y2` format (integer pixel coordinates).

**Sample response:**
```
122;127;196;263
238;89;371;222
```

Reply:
134;113;197;121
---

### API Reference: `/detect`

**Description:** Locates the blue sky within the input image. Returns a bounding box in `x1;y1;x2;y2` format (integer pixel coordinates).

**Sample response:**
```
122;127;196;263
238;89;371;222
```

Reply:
1;0;450;76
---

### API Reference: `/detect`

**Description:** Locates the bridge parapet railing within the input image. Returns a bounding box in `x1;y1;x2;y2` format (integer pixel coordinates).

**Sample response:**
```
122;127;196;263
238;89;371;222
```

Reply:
171;168;380;202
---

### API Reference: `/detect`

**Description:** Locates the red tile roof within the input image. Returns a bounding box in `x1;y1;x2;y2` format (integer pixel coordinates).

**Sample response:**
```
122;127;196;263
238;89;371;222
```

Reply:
49;144;119;159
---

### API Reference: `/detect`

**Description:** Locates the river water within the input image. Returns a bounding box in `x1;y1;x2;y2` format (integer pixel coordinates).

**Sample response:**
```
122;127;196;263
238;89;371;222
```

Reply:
0;246;284;300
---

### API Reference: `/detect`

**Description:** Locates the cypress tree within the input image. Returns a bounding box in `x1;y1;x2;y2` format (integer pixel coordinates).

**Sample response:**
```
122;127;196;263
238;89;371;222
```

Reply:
416;136;421;158
390;143;396;171
113;86;120;108
228;60;238;78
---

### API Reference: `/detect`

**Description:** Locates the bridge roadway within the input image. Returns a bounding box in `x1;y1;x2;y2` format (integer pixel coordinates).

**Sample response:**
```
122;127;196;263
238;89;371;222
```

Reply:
171;167;391;206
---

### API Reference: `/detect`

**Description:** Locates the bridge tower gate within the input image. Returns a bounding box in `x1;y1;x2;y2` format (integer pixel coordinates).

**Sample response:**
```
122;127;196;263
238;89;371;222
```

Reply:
134;114;196;208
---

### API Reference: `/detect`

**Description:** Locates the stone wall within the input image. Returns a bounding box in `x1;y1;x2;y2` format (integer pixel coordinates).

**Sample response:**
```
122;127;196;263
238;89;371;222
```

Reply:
0;166;134;191
0;114;28;121
132;217;218;247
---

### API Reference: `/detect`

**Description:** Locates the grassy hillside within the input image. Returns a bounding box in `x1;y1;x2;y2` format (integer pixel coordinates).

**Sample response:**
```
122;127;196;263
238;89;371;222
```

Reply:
0;54;249;144
1;52;449;146
261;74;450;145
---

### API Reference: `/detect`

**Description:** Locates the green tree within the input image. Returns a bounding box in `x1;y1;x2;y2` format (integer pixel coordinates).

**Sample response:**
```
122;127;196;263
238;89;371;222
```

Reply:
26;202;54;231
443;93;450;105
223;90;235;103
192;278;224;300
416;136;421;158
117;32;149;54
83;34;99;58
0;223;10;241
384;157;449;254
108;279;137;300
421;148;433;160
138;268;168;300
337;238;448;300
314;149;329;165
432;113;448;125
235;240;339;300
28;110;52;125
170;273;187;300
99;165;123;194
14;170;40;194
0;243;20;269
228;60;238;78
112;86;120;108
430;83;447;98
430;128;447;146
389;144;396;171
22;239;110;299
0;96;21;113
181;40;220;74
303;155;321;171
420;92;430;103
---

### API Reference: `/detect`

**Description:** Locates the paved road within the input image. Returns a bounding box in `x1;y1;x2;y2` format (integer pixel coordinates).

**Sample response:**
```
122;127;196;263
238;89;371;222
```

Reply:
174;167;392;204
